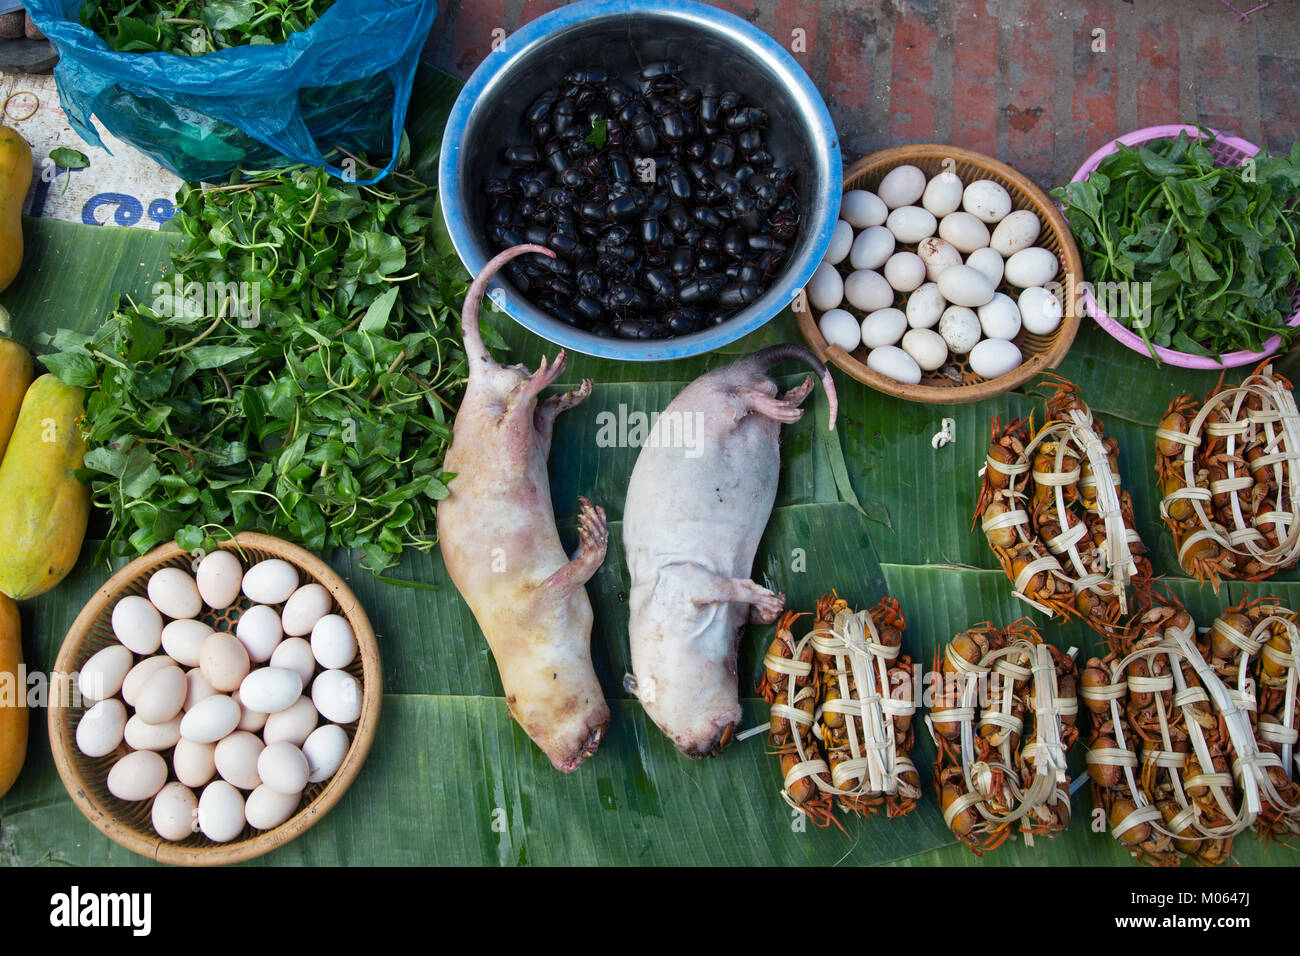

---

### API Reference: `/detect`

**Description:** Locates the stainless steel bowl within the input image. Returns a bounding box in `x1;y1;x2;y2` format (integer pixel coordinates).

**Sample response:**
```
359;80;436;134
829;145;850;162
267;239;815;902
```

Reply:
438;0;842;361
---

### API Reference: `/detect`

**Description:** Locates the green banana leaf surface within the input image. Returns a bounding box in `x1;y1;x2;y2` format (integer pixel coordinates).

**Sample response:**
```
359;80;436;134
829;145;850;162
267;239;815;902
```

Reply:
1;67;1298;867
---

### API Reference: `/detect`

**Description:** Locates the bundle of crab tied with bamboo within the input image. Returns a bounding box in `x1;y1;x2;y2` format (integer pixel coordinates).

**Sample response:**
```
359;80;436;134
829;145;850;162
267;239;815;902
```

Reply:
1081;592;1300;866
977;376;1152;642
756;592;921;830
1156;362;1300;588
928;619;1080;854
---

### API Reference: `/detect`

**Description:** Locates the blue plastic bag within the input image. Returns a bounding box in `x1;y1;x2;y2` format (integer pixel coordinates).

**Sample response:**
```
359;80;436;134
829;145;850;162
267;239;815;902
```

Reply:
26;0;438;184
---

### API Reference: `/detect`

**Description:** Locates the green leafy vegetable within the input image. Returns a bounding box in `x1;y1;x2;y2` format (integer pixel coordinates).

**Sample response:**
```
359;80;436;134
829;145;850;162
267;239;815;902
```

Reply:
41;147;476;573
1051;131;1300;360
48;147;90;170
585;117;608;150
80;0;335;56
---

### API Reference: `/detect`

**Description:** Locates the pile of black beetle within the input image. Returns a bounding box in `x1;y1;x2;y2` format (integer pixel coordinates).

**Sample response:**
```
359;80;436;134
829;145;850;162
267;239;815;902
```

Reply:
483;63;801;339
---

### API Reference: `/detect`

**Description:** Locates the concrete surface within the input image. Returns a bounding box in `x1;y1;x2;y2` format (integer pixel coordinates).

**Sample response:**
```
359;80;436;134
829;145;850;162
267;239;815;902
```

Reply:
422;0;1300;193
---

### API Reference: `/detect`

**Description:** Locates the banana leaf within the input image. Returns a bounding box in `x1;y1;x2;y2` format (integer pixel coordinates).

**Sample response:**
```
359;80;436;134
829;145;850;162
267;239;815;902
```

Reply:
1;66;1297;867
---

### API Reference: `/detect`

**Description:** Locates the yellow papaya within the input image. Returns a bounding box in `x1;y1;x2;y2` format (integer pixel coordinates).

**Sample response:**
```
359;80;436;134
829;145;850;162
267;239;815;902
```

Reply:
0;332;34;461
0;593;25;799
0;374;91;599
0;125;33;294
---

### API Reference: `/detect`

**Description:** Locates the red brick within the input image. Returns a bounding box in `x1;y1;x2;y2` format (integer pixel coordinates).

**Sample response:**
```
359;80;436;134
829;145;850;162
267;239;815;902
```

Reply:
1004;12;1054;181
1259;55;1300;157
772;0;816;74
1135;21;1180;129
889;9;940;142
950;0;999;155
450;0;508;77
827;9;873;113
517;0;567;29
1194;30;1241;136
1070;3;1117;150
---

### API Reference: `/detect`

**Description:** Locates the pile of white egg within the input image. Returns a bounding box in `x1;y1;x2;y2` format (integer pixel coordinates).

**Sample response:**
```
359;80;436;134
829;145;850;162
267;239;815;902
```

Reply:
75;552;362;844
809;163;1066;385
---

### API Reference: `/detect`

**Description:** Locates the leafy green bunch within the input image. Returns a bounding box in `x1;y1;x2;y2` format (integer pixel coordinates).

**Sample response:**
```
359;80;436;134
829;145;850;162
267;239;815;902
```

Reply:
81;0;335;56
43;153;481;573
1052;132;1300;359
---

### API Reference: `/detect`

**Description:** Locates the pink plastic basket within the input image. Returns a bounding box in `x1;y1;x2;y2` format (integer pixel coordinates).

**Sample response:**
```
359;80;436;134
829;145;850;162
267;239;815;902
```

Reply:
1069;124;1300;369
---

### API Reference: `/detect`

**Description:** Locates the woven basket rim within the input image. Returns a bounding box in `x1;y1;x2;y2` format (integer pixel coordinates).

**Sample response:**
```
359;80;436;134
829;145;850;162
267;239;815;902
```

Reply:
795;143;1084;404
1069;124;1300;369
47;532;381;866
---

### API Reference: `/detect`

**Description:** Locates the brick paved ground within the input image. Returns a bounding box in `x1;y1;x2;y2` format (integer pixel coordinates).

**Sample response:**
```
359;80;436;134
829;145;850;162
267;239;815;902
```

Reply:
422;0;1300;194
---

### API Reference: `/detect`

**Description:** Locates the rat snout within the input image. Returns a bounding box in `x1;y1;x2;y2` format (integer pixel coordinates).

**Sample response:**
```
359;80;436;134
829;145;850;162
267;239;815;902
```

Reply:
675;710;742;759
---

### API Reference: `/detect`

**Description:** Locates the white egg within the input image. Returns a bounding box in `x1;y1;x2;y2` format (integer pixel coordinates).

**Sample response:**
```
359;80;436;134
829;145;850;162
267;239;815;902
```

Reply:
214;731;265;790
195;550;243;610
901;328;948;371
965;247;1005;287
883;252;926;292
180;694;242;744
962;179;1013;223
302;724;350;784
107;750;168;802
921;171;964;216
199;632;250;692
241;559;298;606
818;308;861;352
977;293;1023;340
938;212;991;253
152;782;198;841
78;644;134;703
161;619;213;668
969;338;1023;379
198;780;246;843
263;695;319;748
235;604;282;664
173;738;216;788
111;595;163;655
1004;247;1060;288
312;669;363;724
860;308;908;348
239;667;303;715
937;265;996;308
1019;285;1065;335
824;219;853;265
917;237;963;282
839;189;888;228
866;346;923;385
843;270;895;313
147;567;202;620
122;655;175;707
849;225;894;270
236;701;268;733
938;307;983;355
271;637;318;688
258;741;310;795
76;699;127;758
310;615;357;670
905;283;947;330
876;165;927;208
990;209;1042;256
245;784;301;831
135;665;187;724
807;261;844;312
184;668;217;711
124;714;182;752
885;205;937;244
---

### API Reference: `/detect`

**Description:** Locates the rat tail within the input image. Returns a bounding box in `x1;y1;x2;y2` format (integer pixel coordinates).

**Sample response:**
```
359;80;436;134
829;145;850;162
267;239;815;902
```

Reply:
744;344;838;430
461;244;554;372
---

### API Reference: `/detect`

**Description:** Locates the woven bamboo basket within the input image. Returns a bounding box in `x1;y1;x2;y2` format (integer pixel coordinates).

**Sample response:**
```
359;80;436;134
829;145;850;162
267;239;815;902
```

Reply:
796;144;1083;403
48;533;381;866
